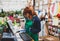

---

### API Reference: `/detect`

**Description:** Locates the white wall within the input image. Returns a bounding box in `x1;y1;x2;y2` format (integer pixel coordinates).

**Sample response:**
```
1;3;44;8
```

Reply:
0;0;28;11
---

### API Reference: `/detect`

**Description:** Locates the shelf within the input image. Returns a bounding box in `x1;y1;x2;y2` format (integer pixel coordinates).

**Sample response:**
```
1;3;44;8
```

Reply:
48;23;60;29
46;21;60;40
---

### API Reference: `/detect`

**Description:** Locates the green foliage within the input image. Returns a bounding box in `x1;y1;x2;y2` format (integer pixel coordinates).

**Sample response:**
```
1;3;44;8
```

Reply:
0;13;5;17
15;10;22;14
1;9;4;13
0;10;23;17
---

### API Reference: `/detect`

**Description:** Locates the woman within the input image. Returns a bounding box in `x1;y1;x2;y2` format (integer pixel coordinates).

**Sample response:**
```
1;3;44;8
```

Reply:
23;7;33;34
23;7;39;41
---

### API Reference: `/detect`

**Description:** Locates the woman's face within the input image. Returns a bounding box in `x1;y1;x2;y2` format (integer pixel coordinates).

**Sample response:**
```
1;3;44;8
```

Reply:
26;13;29;18
24;13;29;18
25;13;32;20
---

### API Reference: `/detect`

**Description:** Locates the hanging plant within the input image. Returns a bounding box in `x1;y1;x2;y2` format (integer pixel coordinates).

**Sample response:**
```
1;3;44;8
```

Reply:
19;10;22;14
15;10;18;14
1;9;4;13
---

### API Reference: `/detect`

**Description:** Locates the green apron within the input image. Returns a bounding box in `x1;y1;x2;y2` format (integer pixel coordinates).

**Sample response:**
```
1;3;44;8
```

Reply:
25;19;38;41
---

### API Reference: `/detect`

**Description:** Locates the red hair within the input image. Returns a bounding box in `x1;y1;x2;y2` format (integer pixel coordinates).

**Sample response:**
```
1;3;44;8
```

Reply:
23;7;32;16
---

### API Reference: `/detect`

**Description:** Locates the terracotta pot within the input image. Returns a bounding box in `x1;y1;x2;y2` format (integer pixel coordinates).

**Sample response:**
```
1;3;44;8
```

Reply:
57;13;60;18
